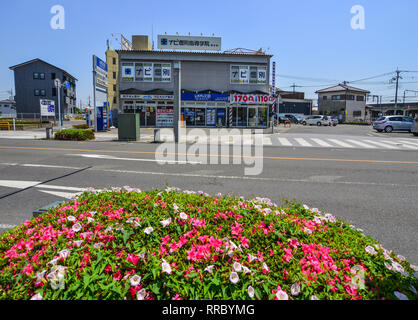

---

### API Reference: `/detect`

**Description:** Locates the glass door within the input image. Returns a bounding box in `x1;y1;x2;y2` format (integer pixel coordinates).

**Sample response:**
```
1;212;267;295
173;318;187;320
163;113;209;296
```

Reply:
248;107;257;127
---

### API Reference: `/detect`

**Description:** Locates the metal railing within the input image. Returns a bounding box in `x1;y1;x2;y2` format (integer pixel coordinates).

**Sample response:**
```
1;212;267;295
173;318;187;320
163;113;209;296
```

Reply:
0;121;11;131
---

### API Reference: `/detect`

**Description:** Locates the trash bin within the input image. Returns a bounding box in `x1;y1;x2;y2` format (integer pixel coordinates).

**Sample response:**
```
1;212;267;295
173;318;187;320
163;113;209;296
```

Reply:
46;127;53;139
118;114;140;141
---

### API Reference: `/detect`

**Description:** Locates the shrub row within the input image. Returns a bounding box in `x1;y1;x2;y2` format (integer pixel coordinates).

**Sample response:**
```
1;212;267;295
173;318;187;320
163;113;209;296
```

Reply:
54;129;95;141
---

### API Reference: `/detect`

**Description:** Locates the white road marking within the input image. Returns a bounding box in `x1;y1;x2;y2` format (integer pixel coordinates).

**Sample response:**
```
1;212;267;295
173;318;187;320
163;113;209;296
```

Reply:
362;140;399;149
327;139;354;148
66;154;202;165
39;190;80;199
381;140;418;150
19;164;82;169
278;138;293;146
36;185;87;192
345;140;378;149
294;138;312;147
0;224;18;229
311;138;333;147
398;140;418;147
263;137;272;145
0;180;41;189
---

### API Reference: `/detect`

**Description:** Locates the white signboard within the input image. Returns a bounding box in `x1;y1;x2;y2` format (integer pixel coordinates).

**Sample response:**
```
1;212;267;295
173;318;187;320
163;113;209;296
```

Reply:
158;35;221;51
231;65;267;84
40;99;55;116
120;94;173;100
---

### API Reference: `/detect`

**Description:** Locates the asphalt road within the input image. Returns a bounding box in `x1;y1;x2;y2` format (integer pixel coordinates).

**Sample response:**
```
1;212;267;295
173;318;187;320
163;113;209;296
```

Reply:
0;132;417;264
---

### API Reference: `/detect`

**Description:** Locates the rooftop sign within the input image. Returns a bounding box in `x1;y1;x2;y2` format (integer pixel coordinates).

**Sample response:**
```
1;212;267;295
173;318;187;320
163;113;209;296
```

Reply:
157;35;221;51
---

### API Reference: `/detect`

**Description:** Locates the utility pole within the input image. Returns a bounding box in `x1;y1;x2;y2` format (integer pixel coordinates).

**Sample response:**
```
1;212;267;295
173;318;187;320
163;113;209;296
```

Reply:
173;61;181;143
393;69;402;115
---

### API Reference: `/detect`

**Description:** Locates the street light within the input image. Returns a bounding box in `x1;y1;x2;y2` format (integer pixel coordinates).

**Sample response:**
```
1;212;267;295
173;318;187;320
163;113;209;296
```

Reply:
54;78;70;131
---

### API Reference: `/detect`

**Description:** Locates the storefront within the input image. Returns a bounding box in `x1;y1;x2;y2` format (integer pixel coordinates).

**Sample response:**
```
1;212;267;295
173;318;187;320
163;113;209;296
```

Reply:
181;93;229;127
229;93;273;128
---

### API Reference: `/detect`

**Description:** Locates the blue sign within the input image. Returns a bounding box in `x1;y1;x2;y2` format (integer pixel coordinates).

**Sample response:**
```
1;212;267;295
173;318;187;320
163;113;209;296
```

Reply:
96;57;108;72
161;38;168;46
217;109;226;118
181;93;229;102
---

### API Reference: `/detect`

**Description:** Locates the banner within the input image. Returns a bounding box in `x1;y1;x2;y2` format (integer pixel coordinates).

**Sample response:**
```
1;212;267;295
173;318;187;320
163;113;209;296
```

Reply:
158;35;221;51
40;99;55;116
230;94;275;104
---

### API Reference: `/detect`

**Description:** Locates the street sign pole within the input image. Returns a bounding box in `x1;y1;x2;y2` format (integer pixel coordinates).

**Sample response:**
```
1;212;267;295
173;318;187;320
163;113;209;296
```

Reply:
173;61;181;143
93;55;97;132
54;79;62;132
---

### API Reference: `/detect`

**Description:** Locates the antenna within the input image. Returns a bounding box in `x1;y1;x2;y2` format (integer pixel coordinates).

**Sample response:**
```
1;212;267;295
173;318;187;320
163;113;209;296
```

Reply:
152;24;154;50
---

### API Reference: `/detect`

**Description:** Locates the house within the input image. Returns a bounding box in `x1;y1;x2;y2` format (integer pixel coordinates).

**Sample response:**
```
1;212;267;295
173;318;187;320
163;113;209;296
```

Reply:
9;59;77;118
0;99;16;118
316;83;370;122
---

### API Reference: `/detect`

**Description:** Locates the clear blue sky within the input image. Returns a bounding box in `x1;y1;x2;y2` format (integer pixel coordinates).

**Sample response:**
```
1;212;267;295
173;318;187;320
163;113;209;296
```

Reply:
1;0;418;105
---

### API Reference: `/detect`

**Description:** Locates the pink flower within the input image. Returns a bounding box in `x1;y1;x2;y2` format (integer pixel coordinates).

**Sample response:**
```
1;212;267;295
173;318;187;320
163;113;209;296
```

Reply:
127;254;139;266
172;294;182;300
21;264;34;276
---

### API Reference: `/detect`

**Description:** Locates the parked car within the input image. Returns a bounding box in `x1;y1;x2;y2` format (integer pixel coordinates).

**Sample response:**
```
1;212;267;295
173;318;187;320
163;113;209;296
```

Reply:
372;116;414;133
411;117;418;136
302;115;329;126
283;114;302;124
328;116;339;126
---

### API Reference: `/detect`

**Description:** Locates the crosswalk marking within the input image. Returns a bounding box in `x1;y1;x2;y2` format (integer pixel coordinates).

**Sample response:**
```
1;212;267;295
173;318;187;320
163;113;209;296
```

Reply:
263;137;272;145
382;140;418;150
294;138;312;147
363;140;399;149
398;140;418;147
278;138;293;146
346;139;378;149
327;139;354;148
311;138;333;147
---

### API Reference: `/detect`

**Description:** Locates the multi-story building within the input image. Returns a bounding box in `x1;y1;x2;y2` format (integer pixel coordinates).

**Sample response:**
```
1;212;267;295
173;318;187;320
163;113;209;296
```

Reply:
276;90;313;115
117;49;273;128
316;83;370;122
9;59;77;118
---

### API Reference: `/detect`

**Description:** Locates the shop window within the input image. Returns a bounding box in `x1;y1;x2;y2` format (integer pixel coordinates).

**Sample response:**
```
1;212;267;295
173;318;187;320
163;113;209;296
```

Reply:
258;107;268;127
184;108;196;126
195;108;206;126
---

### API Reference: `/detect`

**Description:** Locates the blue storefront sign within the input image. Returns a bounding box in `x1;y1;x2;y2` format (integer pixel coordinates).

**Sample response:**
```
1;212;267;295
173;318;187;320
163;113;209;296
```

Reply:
217;109;226;118
95;56;108;72
181;93;229;102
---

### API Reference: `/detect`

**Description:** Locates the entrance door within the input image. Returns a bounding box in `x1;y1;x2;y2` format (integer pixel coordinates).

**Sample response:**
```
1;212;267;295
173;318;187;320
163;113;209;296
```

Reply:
248;107;257;127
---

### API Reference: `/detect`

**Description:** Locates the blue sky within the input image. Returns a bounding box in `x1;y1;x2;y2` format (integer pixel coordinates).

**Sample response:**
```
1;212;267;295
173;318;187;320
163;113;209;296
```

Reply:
1;0;418;105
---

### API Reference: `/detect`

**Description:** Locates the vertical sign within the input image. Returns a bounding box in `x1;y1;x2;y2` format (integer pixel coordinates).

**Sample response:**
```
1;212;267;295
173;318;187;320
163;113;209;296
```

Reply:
93;55;109;131
272;62;276;113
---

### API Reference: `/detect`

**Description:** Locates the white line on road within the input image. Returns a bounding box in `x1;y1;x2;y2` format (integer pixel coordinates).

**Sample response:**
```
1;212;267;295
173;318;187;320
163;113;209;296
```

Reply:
398;140;418;147
381;140;418;150
327;139;354;148
345;140;378;149
362;140;399;149
278;138;293;146
311;138;333;147
294;138;312;147
66;154;202;165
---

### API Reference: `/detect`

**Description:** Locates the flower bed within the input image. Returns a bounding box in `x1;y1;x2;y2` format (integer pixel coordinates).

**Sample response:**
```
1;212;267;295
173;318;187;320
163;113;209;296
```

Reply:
54;129;95;141
0;188;417;300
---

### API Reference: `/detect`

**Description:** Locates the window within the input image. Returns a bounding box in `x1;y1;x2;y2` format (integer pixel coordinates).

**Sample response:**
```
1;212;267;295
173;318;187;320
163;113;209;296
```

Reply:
353;111;362;117
52;88;57;96
346;95;354;100
113;72;116;79
113;57;116;65
113;84;116;91
34;89;40;96
51;73;56;80
332;95;341;100
33;73;39;79
40;89;46;96
113;97;117;103
39;73;45;80
356;96;364;101
323;96;327;100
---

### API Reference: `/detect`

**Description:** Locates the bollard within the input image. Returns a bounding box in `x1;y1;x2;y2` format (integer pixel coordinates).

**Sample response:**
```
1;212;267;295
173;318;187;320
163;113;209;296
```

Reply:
154;128;161;142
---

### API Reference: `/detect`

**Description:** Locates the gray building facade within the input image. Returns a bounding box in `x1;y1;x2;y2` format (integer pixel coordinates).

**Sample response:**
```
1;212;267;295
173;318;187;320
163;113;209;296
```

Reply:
9;59;77;118
116;50;273;128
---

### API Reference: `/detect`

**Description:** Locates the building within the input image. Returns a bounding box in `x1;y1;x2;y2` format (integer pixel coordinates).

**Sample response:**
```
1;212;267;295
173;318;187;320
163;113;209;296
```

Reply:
367;102;418;120
0;99;16;118
276;90;312;115
117;49;273;128
316;83;370;122
9;59;77;118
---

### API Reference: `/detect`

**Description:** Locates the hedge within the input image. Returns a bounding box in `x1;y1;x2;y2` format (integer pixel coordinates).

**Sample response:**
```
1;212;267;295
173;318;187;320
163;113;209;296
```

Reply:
0;188;416;300
54;129;95;141
72;124;90;129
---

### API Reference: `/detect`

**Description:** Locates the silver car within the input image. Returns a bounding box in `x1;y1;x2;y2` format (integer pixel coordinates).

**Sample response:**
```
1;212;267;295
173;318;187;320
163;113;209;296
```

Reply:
373;116;414;133
411;117;418;136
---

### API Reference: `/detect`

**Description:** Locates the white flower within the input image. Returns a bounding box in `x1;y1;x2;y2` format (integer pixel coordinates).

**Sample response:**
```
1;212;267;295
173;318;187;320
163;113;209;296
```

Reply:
30;293;43;300
144;227;154;235
409;285;417;294
276;290;289;300
394;291;409;300
204;265;214;273
72;223;82;232
87;217;95;224
133;221;141;228
230;272;239;284
304;227;312;235
162;260;172;274
179;212;188;220
247;286;255;298
291;283;300;296
242;266;251;274
310;295;319;300
262;262;269;273
392;262;404;273
173;203;179;213
414;272;418;280
248;254;257;262
73;240;83;247
233;262;242;272
397;255;406;262
384;262;393;270
137;288;147;300
67;216;76;222
47;257;59;266
35;270;46;283
160;218;171;227
126;217;134;224
365;246;377;255
410;265;418;272
89;211;96;217
58;249;71;260
130;275;142;287
303;204;310;210
104;226;112;233
93;243;104;249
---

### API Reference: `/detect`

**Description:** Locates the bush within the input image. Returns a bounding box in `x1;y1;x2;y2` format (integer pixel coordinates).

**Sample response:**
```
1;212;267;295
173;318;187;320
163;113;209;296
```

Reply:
74;116;86;120
0;188;417;300
72;124;89;129
54;129;95;141
0;119;50;125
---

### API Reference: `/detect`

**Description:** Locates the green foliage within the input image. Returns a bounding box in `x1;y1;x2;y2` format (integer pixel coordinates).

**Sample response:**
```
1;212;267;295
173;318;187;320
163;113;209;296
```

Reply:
0;188;417;300
54;129;95;141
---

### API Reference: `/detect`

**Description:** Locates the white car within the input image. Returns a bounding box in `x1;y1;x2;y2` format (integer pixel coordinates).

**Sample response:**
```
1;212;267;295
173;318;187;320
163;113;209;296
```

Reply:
302;115;330;126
